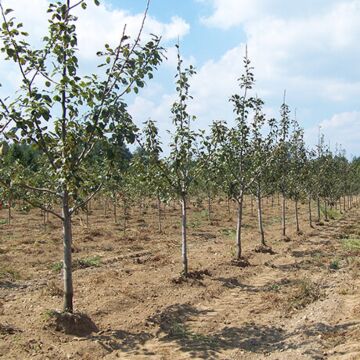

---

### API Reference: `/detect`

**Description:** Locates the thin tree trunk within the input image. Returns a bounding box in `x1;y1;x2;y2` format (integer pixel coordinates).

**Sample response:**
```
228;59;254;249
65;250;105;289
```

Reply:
308;195;313;228
123;199;127;235
86;203;89;227
250;195;254;216
324;200;328;221
207;192;212;224
235;193;244;260
113;192;117;224
317;196;321;222
257;185;265;246
339;198;342;213
295;199;300;233
181;194;188;276
281;192;286;237
62;191;73;313
157;194;162;234
8;192;12;225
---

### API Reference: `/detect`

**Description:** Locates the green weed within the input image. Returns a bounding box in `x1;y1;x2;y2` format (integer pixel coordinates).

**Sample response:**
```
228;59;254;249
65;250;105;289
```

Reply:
288;279;323;310
342;238;360;252
51;256;101;272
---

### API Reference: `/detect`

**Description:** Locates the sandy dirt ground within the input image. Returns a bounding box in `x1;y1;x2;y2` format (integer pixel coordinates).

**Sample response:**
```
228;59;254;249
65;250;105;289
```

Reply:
0;197;359;359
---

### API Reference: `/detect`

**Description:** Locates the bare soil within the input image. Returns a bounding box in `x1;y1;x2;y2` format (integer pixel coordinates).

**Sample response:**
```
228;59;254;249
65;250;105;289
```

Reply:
0;197;359;359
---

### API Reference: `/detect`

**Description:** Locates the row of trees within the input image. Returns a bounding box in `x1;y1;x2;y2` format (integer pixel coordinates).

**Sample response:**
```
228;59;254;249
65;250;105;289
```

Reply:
0;0;359;313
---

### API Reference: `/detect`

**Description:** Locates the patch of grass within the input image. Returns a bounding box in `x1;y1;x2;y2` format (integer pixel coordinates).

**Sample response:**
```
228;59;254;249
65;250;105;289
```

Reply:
168;321;218;347
188;219;201;229
51;262;63;272
266;216;282;225
51;256;101;272
287;279;324;310
329;259;340;270
322;207;341;220
199;209;209;220
0;266;21;280
0;219;7;225
268;284;281;292
220;228;236;238
342;238;360;252
75;255;101;269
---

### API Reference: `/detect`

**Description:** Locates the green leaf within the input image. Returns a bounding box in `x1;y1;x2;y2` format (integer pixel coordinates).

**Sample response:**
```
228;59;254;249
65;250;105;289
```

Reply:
45;81;51;87
4;8;14;15
94;0;100;5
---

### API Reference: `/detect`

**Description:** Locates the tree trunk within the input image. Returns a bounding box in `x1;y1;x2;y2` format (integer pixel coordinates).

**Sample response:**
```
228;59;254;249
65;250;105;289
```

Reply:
250;195;254;217
281;192;286;237
157;194;162;234
257;185;265;246
207;192;212;224
181;194;188;276
113;192;117;224
295;199;300;233
317;196;321;222
8;192;12;225
308;195;313;228
123;199;127;235
235;193;244;260
62;191;73;313
324;200;328;221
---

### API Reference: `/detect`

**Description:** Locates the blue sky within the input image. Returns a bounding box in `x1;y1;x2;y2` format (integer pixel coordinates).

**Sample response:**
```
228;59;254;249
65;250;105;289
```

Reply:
1;0;360;156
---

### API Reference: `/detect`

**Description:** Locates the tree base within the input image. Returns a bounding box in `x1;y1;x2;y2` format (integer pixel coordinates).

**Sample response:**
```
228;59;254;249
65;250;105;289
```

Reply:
282;235;291;242
254;245;275;255
231;257;250;268
43;310;98;336
171;269;212;284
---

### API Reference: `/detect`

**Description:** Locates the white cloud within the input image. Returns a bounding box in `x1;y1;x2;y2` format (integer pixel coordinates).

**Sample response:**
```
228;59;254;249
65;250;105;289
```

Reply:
0;0;190;60
305;111;360;156
201;0;262;29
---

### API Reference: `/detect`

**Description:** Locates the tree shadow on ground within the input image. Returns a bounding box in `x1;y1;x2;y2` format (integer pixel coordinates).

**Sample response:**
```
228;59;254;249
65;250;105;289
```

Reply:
90;329;153;354
158;321;360;359
87;302;359;359
215;276;294;292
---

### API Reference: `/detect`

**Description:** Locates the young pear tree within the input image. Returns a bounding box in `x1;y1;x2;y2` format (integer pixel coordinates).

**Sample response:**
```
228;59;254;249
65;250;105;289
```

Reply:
288;115;307;234
211;52;265;262
249;100;277;248
143;46;197;277
275;93;291;237
0;0;163;312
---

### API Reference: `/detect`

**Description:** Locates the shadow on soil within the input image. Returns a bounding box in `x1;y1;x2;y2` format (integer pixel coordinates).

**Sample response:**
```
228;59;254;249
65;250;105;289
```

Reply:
215;276;294;292
87;302;359;359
